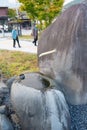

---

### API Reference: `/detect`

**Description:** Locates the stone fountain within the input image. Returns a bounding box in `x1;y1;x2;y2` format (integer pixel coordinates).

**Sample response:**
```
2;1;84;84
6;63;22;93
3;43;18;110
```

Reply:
0;0;87;130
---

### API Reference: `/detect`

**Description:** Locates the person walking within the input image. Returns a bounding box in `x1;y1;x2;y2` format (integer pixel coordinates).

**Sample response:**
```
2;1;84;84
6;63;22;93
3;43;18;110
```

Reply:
12;27;21;48
32;25;38;46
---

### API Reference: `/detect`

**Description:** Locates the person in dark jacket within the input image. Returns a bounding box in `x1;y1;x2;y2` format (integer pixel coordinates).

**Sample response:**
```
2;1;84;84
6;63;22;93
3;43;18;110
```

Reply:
32;25;38;46
12;27;21;48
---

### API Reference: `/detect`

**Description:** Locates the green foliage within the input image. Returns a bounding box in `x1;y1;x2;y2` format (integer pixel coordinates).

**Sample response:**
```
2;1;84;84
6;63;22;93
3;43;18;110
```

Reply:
0;50;38;78
19;0;64;29
8;9;16;18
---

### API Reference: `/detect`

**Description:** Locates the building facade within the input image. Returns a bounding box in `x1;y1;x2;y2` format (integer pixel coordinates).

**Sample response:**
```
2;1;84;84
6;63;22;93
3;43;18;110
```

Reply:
0;7;8;31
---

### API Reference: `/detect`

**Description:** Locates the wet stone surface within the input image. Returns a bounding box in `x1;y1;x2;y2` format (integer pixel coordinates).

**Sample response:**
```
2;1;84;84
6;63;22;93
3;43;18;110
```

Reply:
68;103;87;130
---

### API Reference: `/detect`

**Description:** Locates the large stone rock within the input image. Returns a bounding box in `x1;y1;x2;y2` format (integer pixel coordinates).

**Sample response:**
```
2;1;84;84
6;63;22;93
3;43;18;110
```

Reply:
38;2;87;105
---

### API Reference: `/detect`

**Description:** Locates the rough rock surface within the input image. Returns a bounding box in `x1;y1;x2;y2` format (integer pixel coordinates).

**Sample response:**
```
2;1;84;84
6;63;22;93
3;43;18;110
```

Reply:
38;2;87;105
0;80;21;130
0;114;13;130
68;103;87;130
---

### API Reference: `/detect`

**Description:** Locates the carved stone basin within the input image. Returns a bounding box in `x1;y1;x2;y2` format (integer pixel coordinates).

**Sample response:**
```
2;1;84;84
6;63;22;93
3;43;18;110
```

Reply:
11;73;70;130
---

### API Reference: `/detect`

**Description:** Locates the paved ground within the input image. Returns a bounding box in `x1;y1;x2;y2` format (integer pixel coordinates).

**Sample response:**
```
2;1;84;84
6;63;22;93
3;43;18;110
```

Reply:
0;37;37;54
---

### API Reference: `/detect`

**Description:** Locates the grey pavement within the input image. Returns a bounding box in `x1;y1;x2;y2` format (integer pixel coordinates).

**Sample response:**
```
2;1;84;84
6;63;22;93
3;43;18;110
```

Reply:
0;37;37;54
